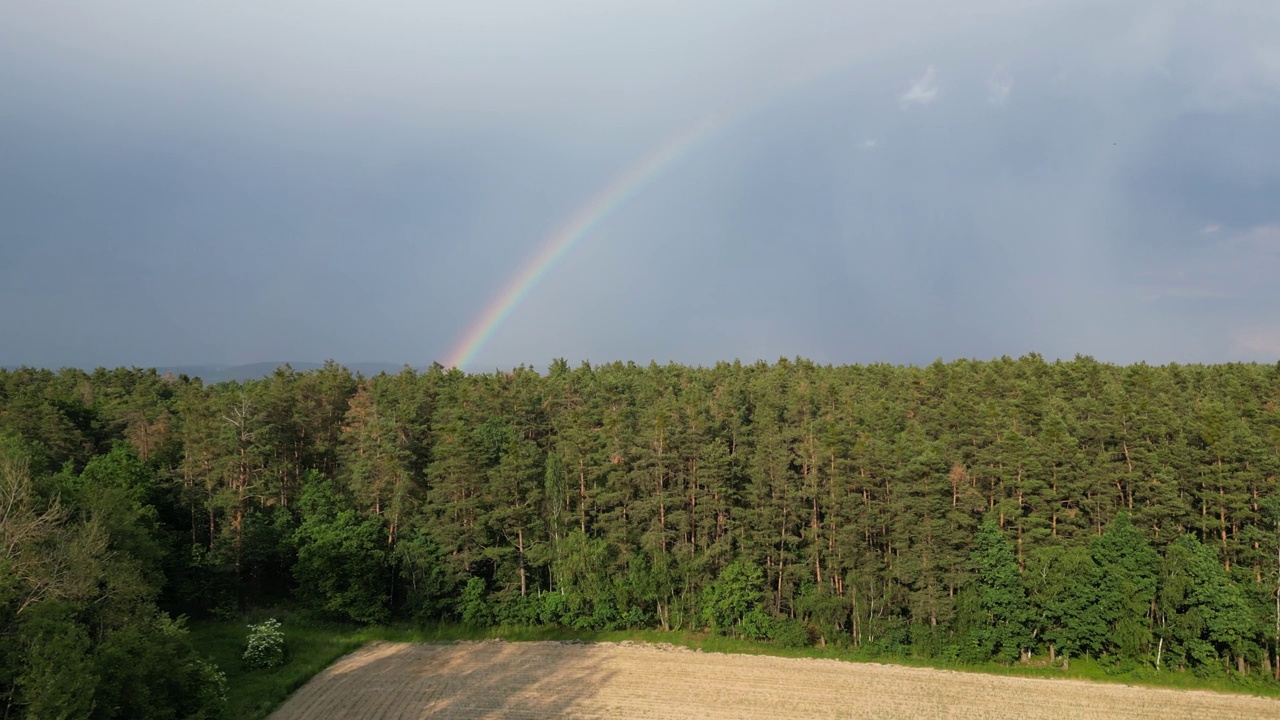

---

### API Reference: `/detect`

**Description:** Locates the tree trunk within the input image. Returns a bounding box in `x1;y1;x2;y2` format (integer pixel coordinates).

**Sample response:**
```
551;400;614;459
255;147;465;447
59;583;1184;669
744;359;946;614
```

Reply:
233;504;244;579
851;591;860;647
518;528;527;597
578;462;587;533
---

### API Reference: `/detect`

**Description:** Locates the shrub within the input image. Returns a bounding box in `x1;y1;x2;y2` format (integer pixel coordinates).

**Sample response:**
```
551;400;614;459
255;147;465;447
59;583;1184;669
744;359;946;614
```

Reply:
769;617;812;648
243;618;286;669
540;591;568;626
740;609;774;641
620;605;650;629
458;577;493;628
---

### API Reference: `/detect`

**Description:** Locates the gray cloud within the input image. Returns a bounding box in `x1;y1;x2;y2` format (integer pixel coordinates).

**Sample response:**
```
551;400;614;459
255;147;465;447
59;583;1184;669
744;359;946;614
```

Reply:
2;1;1280;369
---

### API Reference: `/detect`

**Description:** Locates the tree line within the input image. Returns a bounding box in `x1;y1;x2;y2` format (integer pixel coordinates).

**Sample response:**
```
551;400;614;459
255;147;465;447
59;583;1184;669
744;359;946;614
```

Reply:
3;355;1280;715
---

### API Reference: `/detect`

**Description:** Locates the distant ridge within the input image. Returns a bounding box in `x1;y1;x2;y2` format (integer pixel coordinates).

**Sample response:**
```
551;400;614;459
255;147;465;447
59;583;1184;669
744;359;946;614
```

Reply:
2;362;425;384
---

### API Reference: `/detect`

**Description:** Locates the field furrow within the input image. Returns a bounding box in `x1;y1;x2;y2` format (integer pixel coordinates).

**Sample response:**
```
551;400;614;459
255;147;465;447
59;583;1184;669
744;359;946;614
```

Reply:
269;641;1280;720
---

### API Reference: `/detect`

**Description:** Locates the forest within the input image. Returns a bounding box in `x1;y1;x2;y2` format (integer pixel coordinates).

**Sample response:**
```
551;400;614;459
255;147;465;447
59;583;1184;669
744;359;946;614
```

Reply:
3;355;1280;717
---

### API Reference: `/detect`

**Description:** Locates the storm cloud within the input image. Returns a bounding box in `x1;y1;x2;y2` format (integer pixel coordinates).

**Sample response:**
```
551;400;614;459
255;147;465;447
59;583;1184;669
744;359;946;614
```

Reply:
2;1;1278;370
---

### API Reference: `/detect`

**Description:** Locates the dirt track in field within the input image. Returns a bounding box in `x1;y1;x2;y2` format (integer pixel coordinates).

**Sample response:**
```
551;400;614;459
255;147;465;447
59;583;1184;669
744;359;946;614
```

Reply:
269;640;1280;719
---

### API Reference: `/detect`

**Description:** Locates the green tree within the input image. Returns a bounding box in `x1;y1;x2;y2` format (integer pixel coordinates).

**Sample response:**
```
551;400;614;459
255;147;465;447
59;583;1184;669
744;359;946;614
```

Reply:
15;601;97;720
1090;513;1159;663
702;560;766;637
291;477;391;623
1157;535;1259;674
968;520;1034;662
1026;545;1104;666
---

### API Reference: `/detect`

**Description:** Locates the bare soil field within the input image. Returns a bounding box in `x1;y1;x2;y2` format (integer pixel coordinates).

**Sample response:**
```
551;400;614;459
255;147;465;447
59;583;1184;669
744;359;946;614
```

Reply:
269;640;1280;720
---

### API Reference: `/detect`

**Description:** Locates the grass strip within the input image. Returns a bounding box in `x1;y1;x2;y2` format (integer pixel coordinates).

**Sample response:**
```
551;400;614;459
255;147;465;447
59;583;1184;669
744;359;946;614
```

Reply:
190;617;1280;719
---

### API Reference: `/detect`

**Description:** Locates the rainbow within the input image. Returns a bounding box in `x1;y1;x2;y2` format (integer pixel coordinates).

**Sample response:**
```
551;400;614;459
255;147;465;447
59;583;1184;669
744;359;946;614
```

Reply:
442;114;724;370
444;47;864;370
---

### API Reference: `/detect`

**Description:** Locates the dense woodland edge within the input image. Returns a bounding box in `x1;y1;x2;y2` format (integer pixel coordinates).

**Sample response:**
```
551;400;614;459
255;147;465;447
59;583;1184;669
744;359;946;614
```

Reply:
4;355;1280;718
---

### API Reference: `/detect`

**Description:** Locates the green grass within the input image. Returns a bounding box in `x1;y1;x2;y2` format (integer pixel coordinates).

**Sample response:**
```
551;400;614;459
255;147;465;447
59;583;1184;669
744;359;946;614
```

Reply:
189;616;1280;719
587;632;1280;700
188;615;371;720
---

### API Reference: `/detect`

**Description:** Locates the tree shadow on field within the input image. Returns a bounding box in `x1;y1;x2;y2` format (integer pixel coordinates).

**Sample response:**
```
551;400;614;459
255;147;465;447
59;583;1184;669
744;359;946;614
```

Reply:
270;639;617;719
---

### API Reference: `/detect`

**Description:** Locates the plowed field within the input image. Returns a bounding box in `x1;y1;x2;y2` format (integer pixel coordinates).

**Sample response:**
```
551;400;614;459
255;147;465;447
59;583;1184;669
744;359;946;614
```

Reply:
269;640;1280;719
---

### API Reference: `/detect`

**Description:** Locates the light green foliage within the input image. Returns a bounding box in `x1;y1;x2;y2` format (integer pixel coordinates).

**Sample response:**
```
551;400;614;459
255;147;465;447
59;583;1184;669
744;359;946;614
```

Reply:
1024;543;1105;655
546;531;623;630
243;618;286;669
702;561;766;636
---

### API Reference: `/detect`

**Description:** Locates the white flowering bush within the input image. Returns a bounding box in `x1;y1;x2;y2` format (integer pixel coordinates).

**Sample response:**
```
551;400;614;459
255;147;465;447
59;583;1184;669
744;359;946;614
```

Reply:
242;618;286;669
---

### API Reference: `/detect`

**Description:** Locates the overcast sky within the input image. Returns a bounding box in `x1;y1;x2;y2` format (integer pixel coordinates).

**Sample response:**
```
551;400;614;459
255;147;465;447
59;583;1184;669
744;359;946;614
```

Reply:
2;1;1279;370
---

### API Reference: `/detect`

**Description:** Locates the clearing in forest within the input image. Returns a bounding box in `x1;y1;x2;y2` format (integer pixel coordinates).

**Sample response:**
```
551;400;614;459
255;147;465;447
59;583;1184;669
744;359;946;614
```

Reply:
269;640;1280;720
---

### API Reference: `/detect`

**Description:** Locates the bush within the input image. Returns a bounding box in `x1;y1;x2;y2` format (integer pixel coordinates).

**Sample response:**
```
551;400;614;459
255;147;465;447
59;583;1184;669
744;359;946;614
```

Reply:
620;605;651;629
458;578;493;628
495;593;544;626
540;591;568;626
769;617;812;648
243;618;286;669
740;609;773;641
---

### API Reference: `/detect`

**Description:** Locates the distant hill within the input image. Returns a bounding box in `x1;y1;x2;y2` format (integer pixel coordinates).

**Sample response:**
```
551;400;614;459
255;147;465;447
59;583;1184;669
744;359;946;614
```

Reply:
155;362;427;383
3;362;424;384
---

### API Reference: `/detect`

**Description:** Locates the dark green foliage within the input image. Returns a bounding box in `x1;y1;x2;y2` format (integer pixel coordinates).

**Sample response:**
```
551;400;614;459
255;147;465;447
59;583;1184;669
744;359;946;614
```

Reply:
1157;535;1260;675
3;355;1280;719
457;577;492;628
394;526;453;622
15;602;97;720
1;442;225;720
90;614;227;719
291;479;391;624
768;616;813;648
967;521;1034;662
1091;513;1159;663
1027;545;1106;659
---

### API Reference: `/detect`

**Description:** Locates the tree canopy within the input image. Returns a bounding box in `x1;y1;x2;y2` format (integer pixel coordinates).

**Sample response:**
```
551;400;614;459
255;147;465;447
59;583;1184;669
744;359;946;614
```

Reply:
4;355;1280;717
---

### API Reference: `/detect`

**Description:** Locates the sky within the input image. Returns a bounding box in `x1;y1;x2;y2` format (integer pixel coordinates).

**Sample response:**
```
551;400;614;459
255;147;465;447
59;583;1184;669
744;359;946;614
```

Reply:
2;1;1279;371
